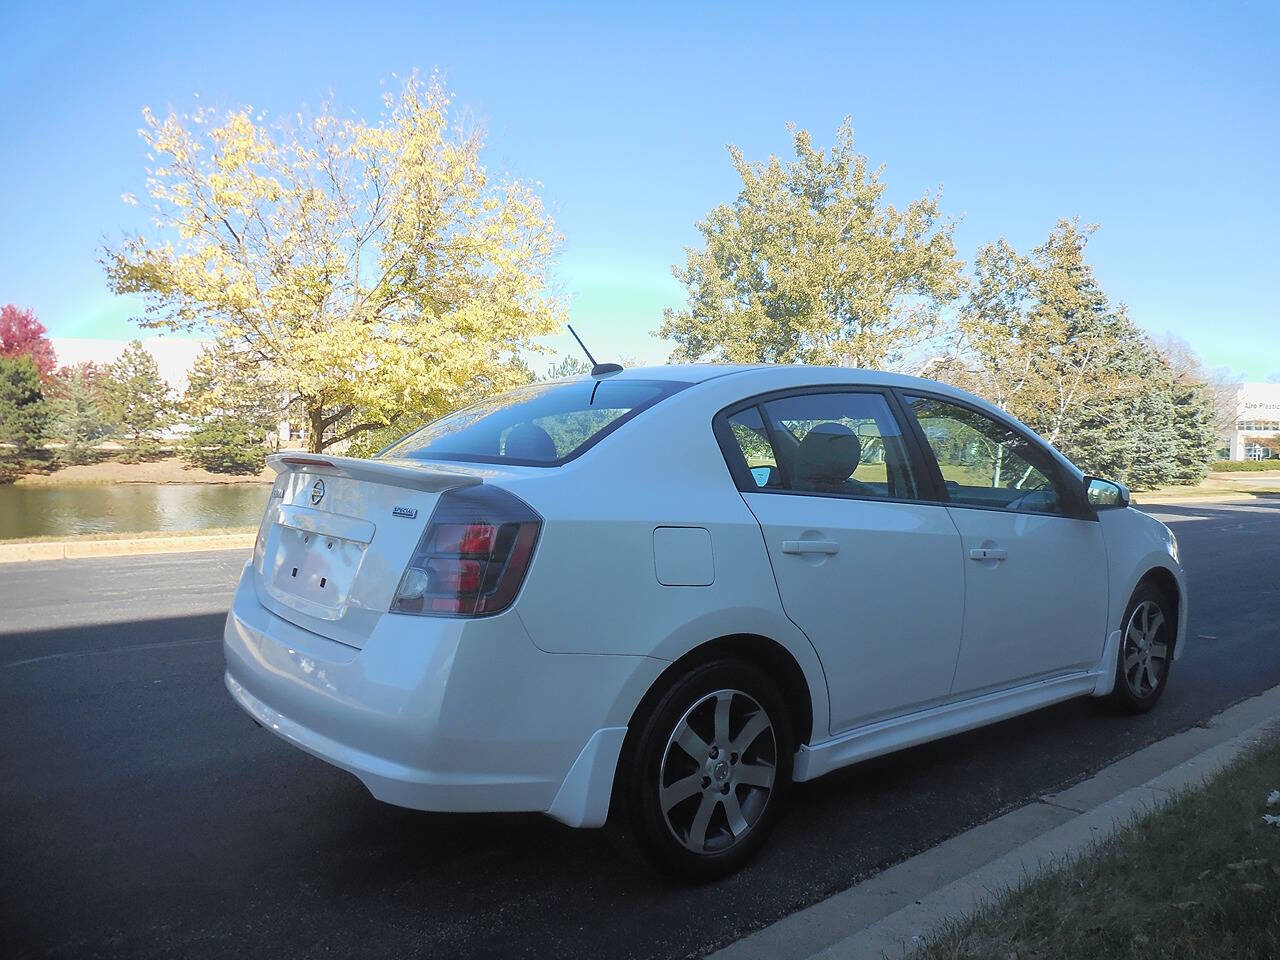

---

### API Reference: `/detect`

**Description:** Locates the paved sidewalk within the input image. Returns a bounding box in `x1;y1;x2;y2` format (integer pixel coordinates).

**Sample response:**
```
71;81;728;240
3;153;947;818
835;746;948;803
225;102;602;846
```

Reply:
709;683;1280;960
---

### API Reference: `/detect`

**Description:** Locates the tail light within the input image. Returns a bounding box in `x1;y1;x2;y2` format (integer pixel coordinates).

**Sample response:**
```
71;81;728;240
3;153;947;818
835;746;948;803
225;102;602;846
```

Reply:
391;486;541;617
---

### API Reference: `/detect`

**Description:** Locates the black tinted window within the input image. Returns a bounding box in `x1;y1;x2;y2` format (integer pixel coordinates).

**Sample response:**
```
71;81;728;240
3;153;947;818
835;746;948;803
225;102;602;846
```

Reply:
381;379;687;465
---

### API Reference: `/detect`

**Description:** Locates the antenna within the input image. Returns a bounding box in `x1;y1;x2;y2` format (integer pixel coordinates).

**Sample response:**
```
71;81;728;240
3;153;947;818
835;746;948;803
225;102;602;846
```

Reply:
566;324;598;367
566;324;623;377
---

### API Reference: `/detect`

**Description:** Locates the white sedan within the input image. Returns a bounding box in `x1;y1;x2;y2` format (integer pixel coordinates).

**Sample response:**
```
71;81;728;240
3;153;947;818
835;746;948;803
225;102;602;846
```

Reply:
224;364;1186;878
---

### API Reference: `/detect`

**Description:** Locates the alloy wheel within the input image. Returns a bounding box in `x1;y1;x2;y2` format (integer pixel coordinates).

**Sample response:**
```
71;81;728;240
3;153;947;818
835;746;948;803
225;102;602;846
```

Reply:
1123;599;1169;698
658;688;777;854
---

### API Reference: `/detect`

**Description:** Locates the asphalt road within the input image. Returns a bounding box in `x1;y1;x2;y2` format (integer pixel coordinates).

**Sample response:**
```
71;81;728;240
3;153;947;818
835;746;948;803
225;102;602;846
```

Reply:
3;499;1280;960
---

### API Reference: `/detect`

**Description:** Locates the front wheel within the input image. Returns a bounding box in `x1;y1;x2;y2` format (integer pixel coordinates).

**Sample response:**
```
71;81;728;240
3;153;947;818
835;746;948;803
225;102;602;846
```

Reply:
621;660;793;880
1110;583;1175;712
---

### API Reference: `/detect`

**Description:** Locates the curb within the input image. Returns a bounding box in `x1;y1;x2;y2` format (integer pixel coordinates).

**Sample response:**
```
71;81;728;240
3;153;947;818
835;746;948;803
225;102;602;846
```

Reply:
708;683;1280;960
0;533;255;564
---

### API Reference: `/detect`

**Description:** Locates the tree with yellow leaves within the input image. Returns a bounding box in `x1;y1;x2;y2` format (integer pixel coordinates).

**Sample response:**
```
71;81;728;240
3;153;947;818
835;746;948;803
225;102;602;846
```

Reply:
105;75;564;452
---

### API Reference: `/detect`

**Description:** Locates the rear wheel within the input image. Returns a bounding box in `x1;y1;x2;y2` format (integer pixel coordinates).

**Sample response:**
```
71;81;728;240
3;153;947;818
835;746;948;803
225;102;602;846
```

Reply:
1110;582;1174;712
622;660;793;880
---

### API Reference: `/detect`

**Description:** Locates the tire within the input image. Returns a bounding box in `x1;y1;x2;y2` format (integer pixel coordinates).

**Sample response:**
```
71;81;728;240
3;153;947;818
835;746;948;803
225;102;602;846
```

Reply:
620;659;794;881
1109;582;1175;713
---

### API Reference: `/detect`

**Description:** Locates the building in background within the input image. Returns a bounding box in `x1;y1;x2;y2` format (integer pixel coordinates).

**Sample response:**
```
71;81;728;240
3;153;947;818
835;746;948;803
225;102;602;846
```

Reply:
51;337;207;394
1227;382;1280;460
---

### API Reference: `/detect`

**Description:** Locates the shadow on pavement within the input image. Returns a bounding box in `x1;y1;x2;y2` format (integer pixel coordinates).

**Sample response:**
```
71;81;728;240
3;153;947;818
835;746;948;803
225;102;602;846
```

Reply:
3;519;1280;960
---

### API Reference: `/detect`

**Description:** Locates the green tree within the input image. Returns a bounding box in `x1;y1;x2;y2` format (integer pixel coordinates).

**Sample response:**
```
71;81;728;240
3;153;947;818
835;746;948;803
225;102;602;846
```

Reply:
1150;336;1221;483
105;74;563;453
941;220;1233;488
182;418;268;474
1063;330;1226;490
945;220;1194;487
1073;335;1178;488
544;354;591;379
1150;334;1238;474
50;362;112;464
0;355;51;461
1167;377;1218;482
659;119;961;369
180;344;277;474
103;340;173;461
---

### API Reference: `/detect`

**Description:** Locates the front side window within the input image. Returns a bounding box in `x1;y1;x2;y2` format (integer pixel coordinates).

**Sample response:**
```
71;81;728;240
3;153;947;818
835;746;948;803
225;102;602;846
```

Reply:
380;379;687;466
724;392;918;500
904;395;1065;514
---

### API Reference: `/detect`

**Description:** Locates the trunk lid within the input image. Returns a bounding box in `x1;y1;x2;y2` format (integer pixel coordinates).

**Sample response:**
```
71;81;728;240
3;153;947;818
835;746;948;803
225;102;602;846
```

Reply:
251;453;483;648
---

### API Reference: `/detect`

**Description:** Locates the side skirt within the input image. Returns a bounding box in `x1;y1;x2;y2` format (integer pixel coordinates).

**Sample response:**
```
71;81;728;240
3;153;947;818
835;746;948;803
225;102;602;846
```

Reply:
794;671;1100;782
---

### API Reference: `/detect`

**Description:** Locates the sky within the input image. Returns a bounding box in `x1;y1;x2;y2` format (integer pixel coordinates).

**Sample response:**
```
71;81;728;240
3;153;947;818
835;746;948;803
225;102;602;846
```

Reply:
1;0;1277;378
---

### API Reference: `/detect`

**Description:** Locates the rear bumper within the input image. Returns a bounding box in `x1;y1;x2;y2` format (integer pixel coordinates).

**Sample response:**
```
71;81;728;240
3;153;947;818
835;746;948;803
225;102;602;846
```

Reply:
223;562;663;825
225;670;540;810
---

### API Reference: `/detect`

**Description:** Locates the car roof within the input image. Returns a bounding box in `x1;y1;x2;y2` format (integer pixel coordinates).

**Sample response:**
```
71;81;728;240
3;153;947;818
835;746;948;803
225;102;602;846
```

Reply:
585;363;1083;479
596;362;969;395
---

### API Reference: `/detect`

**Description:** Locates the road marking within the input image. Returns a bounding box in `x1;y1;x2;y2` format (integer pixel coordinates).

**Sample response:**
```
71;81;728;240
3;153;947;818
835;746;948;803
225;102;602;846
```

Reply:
1;636;220;670
1144;513;1211;523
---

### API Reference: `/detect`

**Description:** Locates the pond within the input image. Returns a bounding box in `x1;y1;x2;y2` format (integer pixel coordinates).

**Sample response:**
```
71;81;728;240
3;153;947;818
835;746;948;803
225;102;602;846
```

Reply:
0;483;271;540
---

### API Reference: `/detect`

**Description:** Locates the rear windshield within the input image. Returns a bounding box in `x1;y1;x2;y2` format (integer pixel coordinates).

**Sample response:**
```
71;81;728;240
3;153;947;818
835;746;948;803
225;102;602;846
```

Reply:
379;378;689;466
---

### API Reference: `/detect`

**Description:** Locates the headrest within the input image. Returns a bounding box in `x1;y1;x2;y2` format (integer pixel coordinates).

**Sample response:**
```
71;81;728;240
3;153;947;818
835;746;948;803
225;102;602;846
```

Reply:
794;422;861;488
504;423;557;461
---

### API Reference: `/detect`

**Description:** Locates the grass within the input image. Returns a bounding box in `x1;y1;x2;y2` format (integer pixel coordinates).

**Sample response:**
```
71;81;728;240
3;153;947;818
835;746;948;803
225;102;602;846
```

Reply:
1134;482;1280;502
913;737;1280;960
3;525;256;544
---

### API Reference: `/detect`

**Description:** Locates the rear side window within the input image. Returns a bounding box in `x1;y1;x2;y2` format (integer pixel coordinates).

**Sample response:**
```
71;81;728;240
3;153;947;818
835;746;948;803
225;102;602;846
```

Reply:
723;391;918;500
725;406;783;489
381;379;687;466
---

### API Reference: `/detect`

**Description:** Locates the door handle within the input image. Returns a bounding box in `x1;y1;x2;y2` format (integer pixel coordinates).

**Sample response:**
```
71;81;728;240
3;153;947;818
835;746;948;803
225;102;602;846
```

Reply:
782;540;839;555
969;547;1007;561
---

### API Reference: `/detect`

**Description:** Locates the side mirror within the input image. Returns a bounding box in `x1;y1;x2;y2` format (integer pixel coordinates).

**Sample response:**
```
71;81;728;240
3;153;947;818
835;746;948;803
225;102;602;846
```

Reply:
1085;476;1130;510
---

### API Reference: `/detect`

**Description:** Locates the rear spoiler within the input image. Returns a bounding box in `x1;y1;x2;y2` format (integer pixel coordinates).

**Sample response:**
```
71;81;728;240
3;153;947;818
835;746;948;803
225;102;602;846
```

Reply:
267;453;483;494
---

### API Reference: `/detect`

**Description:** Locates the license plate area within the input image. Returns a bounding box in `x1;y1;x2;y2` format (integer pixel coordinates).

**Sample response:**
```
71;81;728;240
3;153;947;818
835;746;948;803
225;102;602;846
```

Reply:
264;525;365;619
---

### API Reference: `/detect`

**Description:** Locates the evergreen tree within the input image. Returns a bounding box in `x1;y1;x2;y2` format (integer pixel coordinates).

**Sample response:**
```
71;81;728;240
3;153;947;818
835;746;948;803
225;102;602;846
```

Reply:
946;222;1220;489
544;355;591;379
949;222;1137;450
51;363;112;464
180;344;277;474
1063;323;1172;488
1149;334;1226;484
1167;375;1219;484
0;355;51;459
183;417;270;474
103;340;173;461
